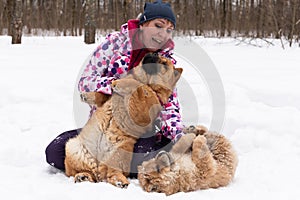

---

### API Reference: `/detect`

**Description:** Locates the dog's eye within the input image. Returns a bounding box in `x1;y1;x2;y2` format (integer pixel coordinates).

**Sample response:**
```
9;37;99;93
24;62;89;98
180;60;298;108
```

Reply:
156;165;160;172
151;185;158;191
158;64;167;74
163;64;168;71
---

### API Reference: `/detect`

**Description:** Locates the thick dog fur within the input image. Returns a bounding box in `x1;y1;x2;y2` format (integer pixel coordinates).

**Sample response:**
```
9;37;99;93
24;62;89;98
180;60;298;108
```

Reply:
138;126;238;195
64;54;182;188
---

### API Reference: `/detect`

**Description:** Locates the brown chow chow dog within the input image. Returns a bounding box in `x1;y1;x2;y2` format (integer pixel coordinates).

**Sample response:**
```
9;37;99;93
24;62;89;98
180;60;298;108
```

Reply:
138;125;238;195
64;53;182;188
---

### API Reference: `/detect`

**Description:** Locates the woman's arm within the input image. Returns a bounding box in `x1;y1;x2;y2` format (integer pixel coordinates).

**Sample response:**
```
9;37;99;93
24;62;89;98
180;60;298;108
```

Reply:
159;88;185;143
78;38;115;94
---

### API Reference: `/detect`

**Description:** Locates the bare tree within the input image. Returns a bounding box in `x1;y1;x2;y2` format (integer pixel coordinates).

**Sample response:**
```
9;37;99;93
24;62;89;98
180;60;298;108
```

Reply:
7;0;14;36
1;0;300;46
114;0;119;30
289;0;299;46
227;0;232;37
256;0;263;38
220;0;226;37
23;0;32;34
84;0;96;44
0;0;3;34
12;0;23;44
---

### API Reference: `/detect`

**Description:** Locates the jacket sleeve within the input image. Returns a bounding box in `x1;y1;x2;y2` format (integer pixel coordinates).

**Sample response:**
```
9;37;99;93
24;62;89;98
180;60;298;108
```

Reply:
78;33;129;94
159;88;185;143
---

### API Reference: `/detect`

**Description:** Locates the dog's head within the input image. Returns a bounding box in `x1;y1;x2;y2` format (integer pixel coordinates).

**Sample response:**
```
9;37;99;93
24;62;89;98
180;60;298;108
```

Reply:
130;53;183;104
137;151;178;195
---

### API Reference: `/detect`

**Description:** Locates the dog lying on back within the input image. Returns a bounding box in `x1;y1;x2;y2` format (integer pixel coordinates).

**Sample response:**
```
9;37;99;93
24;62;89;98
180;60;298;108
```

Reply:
64;53;182;188
138;125;238;195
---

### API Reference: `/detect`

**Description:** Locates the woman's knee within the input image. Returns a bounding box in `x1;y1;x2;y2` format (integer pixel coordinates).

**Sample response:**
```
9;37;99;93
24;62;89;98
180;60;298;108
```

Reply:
45;129;81;170
45;138;66;170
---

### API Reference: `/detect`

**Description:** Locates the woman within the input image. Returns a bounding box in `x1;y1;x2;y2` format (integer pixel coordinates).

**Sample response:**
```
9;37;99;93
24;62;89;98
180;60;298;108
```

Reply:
45;0;184;178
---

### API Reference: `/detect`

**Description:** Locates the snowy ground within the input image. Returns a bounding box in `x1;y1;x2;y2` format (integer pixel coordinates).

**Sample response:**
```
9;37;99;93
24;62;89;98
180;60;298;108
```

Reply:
1;35;300;200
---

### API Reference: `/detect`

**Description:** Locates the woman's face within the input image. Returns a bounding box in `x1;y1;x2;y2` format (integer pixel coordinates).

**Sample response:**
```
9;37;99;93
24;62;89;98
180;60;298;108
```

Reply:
139;18;174;52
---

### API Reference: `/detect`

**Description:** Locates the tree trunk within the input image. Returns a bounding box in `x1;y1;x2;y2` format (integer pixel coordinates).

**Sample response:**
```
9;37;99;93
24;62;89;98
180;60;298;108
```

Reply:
115;0;119;30
7;0;14;36
0;0;3;34
227;0;232;37
220;0;227;37
289;0;297;47
12;0;23;44
72;0;76;36
84;0;96;44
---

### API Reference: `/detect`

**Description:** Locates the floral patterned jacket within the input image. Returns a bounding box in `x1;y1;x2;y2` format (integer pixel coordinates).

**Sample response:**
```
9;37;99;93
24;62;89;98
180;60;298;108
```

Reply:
78;19;184;142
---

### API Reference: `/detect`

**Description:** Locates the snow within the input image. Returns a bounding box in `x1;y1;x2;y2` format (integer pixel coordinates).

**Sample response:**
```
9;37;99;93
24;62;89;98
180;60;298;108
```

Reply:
1;35;300;199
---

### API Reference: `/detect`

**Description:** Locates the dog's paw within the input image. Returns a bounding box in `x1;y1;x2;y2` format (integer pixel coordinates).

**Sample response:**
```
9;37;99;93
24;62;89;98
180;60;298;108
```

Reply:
80;92;96;105
183;125;208;135
193;135;207;150
116;181;129;189
107;175;130;189
74;172;95;183
80;92;110;107
111;80;121;94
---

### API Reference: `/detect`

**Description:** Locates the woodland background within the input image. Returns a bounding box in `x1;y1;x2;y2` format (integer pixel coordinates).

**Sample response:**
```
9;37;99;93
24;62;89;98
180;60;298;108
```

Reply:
0;0;300;46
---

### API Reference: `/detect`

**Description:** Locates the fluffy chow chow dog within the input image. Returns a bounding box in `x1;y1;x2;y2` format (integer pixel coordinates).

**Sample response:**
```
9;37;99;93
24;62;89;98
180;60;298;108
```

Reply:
64;53;182;188
138;125;238;195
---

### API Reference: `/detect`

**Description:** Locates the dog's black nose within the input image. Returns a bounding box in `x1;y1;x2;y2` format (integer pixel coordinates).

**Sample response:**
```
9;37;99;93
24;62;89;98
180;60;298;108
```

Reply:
142;53;159;65
142;53;160;75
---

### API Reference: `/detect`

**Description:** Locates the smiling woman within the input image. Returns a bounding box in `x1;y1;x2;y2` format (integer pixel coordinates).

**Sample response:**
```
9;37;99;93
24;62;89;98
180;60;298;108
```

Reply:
138;0;176;52
45;0;185;179
139;18;174;52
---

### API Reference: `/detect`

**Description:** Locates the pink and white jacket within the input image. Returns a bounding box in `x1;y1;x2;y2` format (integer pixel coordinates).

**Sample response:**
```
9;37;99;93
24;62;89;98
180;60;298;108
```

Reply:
78;19;184;142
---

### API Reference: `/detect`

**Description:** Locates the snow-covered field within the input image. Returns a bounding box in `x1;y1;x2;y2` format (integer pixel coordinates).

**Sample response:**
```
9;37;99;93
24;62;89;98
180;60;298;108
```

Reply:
1;35;300;200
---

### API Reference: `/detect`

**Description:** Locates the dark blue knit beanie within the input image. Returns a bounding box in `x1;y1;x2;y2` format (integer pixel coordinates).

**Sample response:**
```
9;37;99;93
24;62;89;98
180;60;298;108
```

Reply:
139;0;176;28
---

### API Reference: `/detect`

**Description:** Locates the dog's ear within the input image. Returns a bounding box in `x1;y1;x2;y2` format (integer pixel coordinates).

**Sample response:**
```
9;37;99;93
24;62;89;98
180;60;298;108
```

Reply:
155;151;174;172
175;68;183;74
174;68;183;82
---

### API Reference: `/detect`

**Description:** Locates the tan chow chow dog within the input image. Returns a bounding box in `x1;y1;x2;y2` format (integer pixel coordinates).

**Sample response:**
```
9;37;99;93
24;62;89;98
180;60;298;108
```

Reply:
138;125;238;195
64;53;182;188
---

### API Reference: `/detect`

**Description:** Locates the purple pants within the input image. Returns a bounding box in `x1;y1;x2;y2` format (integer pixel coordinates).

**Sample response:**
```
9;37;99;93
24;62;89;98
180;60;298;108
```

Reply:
45;129;172;178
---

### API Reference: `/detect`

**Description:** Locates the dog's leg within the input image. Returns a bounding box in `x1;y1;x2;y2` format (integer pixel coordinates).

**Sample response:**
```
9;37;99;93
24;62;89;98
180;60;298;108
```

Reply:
103;142;133;188
106;168;130;188
64;156;78;178
203;132;238;177
170;133;196;155
103;153;131;188
94;164;108;182
65;137;99;183
191;135;216;180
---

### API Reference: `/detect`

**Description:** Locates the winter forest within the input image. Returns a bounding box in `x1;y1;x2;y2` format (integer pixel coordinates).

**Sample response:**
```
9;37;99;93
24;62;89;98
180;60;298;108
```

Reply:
2;0;300;199
1;0;300;46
